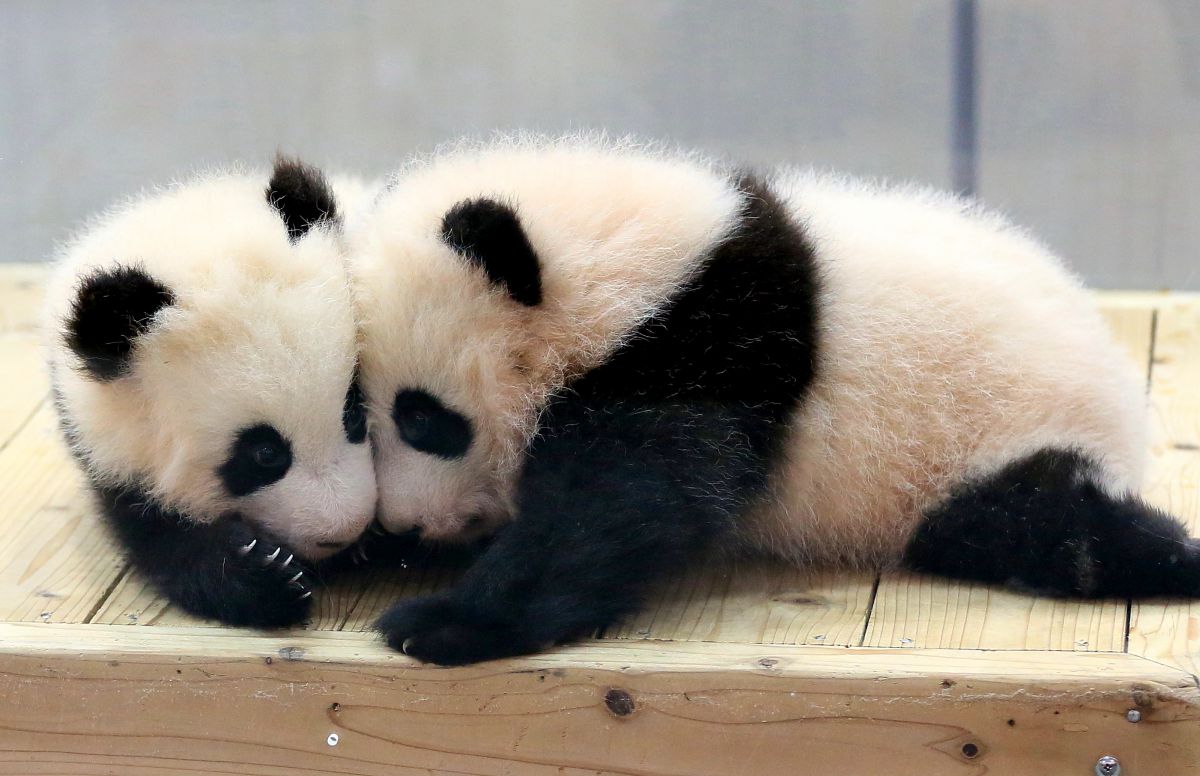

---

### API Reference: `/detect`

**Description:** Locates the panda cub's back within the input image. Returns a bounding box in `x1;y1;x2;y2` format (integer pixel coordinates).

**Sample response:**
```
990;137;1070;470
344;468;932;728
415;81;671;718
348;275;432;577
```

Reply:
742;172;1148;567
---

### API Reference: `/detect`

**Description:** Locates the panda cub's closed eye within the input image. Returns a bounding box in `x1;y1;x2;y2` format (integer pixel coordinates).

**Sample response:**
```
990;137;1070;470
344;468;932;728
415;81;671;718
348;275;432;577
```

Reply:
218;424;293;497
393;389;473;459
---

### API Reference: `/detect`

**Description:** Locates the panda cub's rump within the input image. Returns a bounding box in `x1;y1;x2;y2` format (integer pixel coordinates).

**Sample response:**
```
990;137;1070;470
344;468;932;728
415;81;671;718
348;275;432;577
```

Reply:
45;160;377;627
351;138;1198;665
746;173;1154;577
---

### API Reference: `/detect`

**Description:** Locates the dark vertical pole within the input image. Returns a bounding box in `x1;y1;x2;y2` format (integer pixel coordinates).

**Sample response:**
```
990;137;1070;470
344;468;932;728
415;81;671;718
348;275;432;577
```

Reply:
952;0;978;197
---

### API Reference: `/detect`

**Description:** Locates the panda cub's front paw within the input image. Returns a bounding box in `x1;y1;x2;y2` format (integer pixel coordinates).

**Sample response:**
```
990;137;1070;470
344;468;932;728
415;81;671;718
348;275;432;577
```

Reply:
376;594;549;666
178;518;315;628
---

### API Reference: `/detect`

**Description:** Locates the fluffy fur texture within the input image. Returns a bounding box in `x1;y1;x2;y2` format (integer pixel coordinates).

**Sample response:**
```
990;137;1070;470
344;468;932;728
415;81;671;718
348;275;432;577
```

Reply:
906;447;1200;597
64;265;175;381
348;136;1191;664
738;171;1150;566
442;198;543;306
45;164;380;626
266;156;340;241
351;137;742;541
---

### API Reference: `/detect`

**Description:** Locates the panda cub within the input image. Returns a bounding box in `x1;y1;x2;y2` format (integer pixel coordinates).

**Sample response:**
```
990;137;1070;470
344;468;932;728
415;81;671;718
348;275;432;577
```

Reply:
45;159;378;627
346;136;1200;665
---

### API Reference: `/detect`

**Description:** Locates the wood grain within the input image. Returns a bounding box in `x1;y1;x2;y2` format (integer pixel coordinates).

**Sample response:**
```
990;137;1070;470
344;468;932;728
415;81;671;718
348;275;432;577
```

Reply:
1145;300;1200;448
339;562;463;633
0;263;48;336
607;561;876;647
0;336;47;451
0;405;125;623
1129;301;1200;674
0;265;51;449
0;624;1195;776
1130;449;1200;676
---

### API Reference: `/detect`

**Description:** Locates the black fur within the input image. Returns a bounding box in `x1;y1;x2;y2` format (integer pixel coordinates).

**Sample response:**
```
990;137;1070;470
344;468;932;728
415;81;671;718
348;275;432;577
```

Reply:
393;388;473;459
266;156;338;241
343;369;368;444
905;448;1200;598
97;481;313;627
441;198;543;306
65;265;174;381
217;424;293;497
378;175;821;664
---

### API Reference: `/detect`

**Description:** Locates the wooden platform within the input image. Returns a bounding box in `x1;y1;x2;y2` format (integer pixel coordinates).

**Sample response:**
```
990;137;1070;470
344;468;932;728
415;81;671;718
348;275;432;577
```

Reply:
1;263;1197;775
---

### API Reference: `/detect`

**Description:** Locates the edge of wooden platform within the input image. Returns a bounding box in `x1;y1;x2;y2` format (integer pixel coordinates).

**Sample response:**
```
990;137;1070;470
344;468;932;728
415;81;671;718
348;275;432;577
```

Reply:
1;621;1195;693
1;623;1196;776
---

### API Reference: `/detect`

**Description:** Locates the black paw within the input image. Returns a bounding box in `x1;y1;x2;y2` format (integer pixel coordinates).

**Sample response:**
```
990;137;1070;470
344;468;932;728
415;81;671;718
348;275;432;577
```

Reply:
173;518;314;628
375;594;547;666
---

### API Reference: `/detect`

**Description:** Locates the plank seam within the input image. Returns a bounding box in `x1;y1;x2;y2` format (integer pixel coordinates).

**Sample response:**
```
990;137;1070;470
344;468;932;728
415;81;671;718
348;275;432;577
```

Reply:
855;574;881;647
0;395;47;454
1126;306;1159;655
83;564;131;625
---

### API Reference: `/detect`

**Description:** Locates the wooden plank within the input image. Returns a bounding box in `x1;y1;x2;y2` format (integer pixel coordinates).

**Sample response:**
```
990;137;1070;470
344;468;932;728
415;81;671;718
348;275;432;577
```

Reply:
1129;301;1200;675
0;336;48;451
607;562;876;647
0;624;1195;776
0;264;52;449
865;573;1127;651
1145;300;1200;449
0;405;125;623
89;571;181;627
340;562;462;633
0;263;48;336
1130;449;1200;676
864;306;1156;651
1096;290;1197;310
94;553;417;632
1098;304;1156;369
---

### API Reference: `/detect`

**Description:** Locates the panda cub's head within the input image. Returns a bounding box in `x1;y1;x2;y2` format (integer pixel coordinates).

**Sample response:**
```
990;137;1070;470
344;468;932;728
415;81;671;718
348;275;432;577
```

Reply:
47;159;377;559
349;139;740;540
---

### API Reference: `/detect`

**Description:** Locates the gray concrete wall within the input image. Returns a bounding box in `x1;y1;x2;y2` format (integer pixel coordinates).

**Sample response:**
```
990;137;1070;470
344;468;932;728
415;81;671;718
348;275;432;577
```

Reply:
2;1;1195;288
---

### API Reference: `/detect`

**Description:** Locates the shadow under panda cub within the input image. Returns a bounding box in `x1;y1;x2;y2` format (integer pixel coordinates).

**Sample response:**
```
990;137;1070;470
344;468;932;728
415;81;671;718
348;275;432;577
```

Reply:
350;138;1200;665
46;159;378;627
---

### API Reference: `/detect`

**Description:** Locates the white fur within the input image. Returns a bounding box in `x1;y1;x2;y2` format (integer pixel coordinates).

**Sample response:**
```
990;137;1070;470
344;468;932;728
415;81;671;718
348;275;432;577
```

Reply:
742;172;1147;565
350;136;741;538
45;171;378;559
350;136;1148;565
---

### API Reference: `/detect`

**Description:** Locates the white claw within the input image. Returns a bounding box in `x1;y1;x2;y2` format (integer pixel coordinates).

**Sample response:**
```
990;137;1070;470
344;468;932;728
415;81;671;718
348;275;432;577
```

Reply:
237;539;257;556
401;637;415;656
263;547;281;565
299;590;313;600
288;571;304;585
280;553;294;569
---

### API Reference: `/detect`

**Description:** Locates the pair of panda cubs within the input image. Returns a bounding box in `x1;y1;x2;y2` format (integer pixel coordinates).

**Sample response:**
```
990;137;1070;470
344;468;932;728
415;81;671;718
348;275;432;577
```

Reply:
48;137;1200;666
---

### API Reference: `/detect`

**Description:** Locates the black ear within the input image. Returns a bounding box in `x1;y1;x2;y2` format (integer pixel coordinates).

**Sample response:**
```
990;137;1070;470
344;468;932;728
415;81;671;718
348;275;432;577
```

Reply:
266;156;339;241
65;265;175;381
441;198;542;306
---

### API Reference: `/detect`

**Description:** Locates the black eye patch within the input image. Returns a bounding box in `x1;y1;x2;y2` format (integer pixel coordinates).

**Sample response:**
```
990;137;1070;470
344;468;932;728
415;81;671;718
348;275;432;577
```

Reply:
393;389;473;459
343;370;367;444
218;424;293;497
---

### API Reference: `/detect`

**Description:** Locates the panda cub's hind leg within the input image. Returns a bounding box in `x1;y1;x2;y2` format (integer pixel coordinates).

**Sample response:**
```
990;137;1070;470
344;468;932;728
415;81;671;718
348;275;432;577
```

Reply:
903;447;1200;598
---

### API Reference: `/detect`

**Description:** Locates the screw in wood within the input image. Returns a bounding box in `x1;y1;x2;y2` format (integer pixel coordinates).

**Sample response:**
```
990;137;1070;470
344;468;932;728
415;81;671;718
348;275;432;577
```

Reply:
326;733;340;747
1095;755;1120;776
